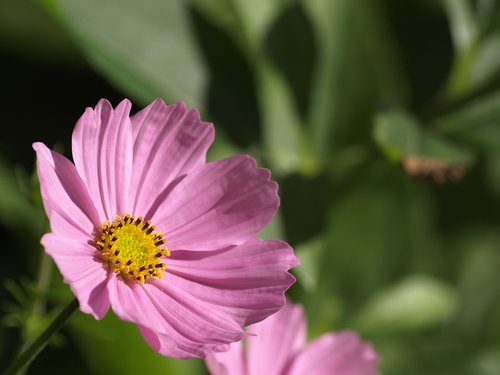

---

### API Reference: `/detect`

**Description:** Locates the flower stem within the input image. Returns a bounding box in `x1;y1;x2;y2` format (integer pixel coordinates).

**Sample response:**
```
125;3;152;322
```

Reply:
3;298;79;375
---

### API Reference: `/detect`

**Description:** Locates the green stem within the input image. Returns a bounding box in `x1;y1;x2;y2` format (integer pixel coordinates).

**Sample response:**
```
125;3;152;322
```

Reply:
3;298;79;375
32;253;53;317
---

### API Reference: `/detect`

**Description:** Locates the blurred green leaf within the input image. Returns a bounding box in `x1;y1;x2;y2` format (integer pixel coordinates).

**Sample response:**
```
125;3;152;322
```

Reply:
304;0;406;161
0;159;44;236
256;61;306;175
485;152;500;196
70;312;203;375
206;128;242;162
442;0;478;53
306;165;442;326
434;90;500;151
230;0;290;52
439;1;500;102
0;0;79;62
472;32;500;88
374;110;475;179
194;0;308;175
193;0;289;53
294;236;324;292
49;0;207;107
468;350;500;375
353;275;458;334
451;227;500;338
258;211;285;241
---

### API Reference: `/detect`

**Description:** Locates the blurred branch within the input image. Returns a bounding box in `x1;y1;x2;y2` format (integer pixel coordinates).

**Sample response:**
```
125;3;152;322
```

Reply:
3;299;78;375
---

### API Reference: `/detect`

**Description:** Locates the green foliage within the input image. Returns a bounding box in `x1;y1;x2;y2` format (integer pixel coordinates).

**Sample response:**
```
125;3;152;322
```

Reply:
70;312;203;375
375;109;474;166
353;275;458;334
46;0;208;108
3;0;500;374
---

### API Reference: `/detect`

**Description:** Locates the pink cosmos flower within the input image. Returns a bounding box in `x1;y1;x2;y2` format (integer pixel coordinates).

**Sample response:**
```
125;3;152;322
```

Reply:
34;98;299;358
206;301;380;375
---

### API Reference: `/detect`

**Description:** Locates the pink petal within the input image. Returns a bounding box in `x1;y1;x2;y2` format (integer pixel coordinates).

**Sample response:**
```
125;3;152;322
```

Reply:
72;99;133;220
139;326;233;359
107;276;246;359
129;99;214;216
247;302;306;375
33;142;100;240
205;339;247;375
165;238;299;326
41;233;110;319
153;155;280;250
286;331;380;375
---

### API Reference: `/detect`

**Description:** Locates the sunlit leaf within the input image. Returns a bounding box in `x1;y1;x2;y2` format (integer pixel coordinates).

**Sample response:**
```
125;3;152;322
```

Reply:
50;0;207;107
352;275;458;334
256;61;304;174
434;90;500;151
441;0;478;53
472;33;500;88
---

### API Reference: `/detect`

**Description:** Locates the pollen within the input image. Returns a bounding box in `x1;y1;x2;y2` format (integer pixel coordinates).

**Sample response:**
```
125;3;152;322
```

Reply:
96;214;170;283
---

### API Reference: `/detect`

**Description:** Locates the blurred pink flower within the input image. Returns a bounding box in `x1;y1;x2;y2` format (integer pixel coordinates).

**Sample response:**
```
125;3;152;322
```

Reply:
34;98;299;358
206;301;379;375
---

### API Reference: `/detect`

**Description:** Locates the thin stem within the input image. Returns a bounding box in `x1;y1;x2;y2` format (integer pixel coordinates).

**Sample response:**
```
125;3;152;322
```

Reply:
3;298;79;375
32;253;53;317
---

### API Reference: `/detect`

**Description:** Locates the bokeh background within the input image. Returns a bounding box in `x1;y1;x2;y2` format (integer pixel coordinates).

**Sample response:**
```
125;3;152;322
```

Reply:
1;0;500;374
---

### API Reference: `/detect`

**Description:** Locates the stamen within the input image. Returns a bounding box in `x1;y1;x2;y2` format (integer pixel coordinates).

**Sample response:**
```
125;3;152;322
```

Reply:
96;214;170;283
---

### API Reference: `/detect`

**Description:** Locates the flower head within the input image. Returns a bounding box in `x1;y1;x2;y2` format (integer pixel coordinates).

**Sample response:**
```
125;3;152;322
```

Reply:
206;301;379;375
34;98;299;358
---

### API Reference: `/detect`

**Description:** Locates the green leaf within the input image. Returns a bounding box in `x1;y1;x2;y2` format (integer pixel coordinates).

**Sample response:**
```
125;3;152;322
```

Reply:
308;166;442;325
451;227;500;338
70;312;204;375
471;33;500;89
193;0;308;175
0;159;43;236
374;109;474;171
304;0;406;160
441;0;478;53
434;90;500;151
0;0;79;62
258;211;285;241
294;236;324;292
51;0;207;107
256;61;305;175
352;275;458;334
193;0;289;52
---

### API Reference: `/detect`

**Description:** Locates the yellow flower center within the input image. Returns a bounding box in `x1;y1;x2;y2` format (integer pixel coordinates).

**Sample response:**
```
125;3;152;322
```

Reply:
96;214;170;283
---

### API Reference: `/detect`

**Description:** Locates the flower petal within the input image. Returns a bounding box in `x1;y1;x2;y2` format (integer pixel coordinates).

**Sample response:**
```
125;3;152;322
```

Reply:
246;302;306;375
107;276;246;358
33;142;100;238
129;99;214;216
153;155;280;250
165;238;299;326
71;99;133;220
286;331;380;375
205;339;247;375
41;234;110;319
